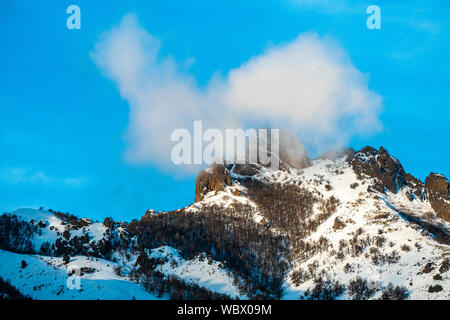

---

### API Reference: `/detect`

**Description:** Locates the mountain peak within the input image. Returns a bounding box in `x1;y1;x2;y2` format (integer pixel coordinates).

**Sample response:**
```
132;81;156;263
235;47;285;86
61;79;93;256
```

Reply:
426;172;450;221
351;145;408;194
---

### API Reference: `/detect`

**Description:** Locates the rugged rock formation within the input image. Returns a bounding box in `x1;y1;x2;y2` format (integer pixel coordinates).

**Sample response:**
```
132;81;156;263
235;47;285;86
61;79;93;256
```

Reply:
404;173;427;201
351;146;408;193
103;217;115;229
425;173;450;222
351;146;449;221
195;163;231;202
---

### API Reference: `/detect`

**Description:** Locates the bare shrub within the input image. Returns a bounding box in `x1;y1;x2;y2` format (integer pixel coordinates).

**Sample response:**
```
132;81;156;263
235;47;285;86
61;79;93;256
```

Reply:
433;274;442;281
439;259;449;273
343;263;353;273
374;235;386;247
380;283;408;300
347;277;376;300
428;284;443;293
301;277;345;300
400;244;410;252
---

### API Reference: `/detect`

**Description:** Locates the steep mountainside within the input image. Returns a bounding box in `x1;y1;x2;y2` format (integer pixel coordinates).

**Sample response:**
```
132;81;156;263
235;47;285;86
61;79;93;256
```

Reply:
0;146;449;300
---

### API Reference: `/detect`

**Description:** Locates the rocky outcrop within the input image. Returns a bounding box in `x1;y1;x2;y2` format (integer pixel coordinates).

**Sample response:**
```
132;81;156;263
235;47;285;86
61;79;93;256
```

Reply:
351;146;407;194
103;217;115;229
404;173;426;201
195;163;231;202
425;173;450;222
351;146;449;221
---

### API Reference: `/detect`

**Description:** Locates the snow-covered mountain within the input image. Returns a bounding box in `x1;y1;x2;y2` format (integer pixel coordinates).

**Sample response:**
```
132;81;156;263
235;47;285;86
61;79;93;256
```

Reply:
0;146;449;300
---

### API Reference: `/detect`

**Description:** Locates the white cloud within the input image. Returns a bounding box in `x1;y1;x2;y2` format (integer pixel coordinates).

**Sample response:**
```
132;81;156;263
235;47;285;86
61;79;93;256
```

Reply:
220;33;382;147
92;14;382;171
91;15;239;170
0;167;88;188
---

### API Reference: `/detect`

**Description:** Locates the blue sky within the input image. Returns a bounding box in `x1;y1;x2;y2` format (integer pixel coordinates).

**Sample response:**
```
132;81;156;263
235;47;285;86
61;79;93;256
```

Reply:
0;0;449;221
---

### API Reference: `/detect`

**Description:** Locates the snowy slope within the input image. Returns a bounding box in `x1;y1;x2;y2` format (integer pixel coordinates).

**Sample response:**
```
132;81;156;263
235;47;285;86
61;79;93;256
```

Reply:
0;249;159;300
0;208;243;300
147;246;244;299
7;208;108;253
250;158;449;299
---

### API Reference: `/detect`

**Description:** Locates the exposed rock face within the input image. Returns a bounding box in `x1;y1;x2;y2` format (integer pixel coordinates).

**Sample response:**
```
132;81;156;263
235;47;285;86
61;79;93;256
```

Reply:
404;173;427;201
351;146;449;221
425;173;450;222
351;146;407;193
103;217;115;229
195;163;231;202
426;173;450;195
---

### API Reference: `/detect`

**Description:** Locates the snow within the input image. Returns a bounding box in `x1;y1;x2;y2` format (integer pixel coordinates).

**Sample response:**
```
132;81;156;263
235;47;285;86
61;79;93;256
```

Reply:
188;157;449;299
6;208;110;254
275;157;450;300
147;246;245;299
185;183;265;226
0;249;159;300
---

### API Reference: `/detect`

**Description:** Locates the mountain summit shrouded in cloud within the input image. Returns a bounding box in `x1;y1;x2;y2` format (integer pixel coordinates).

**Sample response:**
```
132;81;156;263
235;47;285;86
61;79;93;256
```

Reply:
1;0;448;246
1;1;449;304
92;14;382;171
